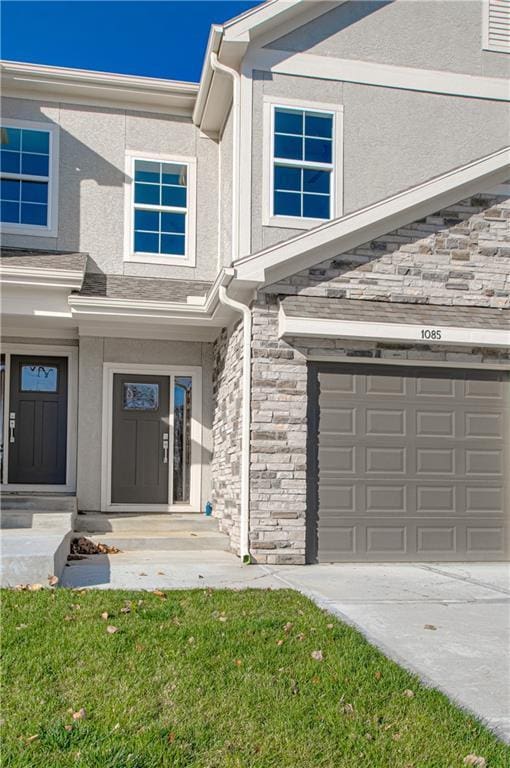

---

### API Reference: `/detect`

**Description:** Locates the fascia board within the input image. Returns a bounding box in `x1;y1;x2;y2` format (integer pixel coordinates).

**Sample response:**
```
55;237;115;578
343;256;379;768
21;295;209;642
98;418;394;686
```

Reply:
0;265;84;289
1;60;198;115
235;147;510;285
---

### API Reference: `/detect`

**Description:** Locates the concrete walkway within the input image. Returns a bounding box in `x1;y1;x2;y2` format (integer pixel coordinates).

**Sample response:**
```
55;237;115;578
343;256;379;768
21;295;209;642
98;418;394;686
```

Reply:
61;549;510;743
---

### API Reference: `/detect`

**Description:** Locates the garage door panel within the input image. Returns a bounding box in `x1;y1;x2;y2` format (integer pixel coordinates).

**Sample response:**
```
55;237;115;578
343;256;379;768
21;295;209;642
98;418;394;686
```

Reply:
314;363;509;562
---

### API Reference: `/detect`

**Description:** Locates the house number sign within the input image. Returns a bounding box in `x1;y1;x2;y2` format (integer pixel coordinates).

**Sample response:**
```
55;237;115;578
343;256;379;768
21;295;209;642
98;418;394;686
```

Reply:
420;328;442;341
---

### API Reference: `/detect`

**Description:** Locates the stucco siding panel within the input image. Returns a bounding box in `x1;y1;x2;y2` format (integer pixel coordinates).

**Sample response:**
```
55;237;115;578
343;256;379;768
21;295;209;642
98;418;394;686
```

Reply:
266;0;510;79
342;83;510;215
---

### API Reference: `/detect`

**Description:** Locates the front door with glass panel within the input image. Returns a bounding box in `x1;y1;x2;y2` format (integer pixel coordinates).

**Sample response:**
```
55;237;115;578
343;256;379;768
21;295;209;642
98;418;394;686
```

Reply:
8;356;68;484
111;373;194;506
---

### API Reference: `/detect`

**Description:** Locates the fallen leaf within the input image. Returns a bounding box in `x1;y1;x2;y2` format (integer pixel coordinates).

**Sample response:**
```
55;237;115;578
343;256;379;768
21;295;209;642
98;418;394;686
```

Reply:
374;671;382;681
296;632;305;641
283;622;293;633
463;756;487;767
276;639;284;646
234;659;242;666
106;625;119;634
26;734;39;743
341;703;354;716
219;616;227;622
188;637;195;645
48;575;59;587
392;733;402;741
365;733;373;741
167;732;176;743
72;708;86;721
153;589;166;598
28;583;43;592
157;571;166;575
424;624;437;631
403;689;415;698
311;650;323;661
120;605;131;614
100;612;109;621
326;623;334;629
291;680;299;694
16;624;28;630
135;643;144;653
64;725;73;732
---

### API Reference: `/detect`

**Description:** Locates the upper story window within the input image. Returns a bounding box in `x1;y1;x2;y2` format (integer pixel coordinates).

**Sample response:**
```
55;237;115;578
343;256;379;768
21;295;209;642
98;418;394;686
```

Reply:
125;152;196;267
483;0;510;53
263;97;343;230
0;120;59;237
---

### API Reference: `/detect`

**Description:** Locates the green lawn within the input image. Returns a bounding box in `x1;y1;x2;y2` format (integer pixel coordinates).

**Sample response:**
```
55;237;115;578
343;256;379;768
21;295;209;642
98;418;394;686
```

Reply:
1;588;508;768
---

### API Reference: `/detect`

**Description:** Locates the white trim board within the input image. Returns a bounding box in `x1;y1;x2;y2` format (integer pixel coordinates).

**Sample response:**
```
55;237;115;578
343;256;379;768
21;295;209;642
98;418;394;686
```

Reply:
279;311;510;349
101;363;203;513
235;146;510;285
307;355;510;371
0;343;78;492
246;49;510;103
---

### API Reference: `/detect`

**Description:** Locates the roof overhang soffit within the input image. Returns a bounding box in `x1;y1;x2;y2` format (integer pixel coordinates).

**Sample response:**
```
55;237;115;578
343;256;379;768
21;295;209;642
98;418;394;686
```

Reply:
194;0;342;134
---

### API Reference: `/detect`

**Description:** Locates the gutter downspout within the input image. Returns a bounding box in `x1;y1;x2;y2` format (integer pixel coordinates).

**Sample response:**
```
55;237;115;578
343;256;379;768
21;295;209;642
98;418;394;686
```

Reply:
211;53;252;562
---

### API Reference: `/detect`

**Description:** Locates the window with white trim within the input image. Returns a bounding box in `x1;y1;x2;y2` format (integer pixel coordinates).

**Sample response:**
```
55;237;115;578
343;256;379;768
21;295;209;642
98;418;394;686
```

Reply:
263;98;343;229
272;106;334;220
0;123;57;234
483;0;510;53
127;155;196;264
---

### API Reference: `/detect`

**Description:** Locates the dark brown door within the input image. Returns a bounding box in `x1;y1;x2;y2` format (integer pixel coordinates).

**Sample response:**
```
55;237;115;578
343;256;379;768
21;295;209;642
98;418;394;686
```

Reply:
8;356;68;484
111;374;170;504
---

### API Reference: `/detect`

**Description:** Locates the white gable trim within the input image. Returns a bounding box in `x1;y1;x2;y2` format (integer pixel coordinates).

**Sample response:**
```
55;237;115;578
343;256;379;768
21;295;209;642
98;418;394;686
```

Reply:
235;146;510;285
246;48;510;102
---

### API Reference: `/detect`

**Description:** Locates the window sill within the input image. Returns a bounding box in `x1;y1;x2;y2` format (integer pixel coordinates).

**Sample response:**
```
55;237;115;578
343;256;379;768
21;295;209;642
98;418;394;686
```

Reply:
0;223;57;238
263;215;329;231
124;252;195;268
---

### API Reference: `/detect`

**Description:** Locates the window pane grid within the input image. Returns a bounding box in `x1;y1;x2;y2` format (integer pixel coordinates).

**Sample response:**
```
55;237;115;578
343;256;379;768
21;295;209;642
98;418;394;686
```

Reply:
133;158;188;257
1;125;50;227
272;107;333;220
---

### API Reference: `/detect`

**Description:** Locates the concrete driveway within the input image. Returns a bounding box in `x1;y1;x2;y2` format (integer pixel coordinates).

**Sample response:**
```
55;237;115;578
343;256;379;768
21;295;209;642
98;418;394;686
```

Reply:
62;548;509;742
272;562;510;743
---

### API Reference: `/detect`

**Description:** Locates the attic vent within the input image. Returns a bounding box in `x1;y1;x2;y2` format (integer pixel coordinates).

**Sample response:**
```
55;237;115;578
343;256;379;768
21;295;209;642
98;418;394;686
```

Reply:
484;0;510;52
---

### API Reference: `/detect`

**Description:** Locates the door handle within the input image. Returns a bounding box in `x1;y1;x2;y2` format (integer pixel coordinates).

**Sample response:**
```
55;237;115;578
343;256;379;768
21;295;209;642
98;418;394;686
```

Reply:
9;412;15;444
162;433;169;464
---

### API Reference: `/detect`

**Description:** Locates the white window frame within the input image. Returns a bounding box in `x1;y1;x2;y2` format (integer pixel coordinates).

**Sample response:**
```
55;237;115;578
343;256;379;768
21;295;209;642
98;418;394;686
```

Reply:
262;96;343;230
482;0;510;53
124;150;196;267
0;118;59;238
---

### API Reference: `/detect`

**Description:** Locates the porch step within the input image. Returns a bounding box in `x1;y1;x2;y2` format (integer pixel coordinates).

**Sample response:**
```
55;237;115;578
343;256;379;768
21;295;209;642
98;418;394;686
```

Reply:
1;494;77;513
74;512;216;535
72;513;229;553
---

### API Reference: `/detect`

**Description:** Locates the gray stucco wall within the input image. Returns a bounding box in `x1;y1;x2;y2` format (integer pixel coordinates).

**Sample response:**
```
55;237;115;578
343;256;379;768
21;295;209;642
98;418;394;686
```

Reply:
1;97;219;281
76;336;213;512
250;71;510;252
267;0;510;79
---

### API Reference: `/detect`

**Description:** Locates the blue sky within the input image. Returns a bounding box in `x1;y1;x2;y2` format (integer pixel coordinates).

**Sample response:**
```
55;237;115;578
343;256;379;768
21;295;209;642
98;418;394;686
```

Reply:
1;1;260;82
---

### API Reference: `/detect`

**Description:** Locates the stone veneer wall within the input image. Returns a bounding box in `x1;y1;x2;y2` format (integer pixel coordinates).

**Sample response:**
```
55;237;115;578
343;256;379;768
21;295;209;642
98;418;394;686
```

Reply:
247;192;510;565
211;321;244;552
272;192;510;307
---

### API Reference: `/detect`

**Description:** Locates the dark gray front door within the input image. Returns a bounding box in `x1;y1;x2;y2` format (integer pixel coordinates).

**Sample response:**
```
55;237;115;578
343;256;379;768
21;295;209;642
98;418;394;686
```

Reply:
8;355;68;484
310;363;509;563
111;374;170;504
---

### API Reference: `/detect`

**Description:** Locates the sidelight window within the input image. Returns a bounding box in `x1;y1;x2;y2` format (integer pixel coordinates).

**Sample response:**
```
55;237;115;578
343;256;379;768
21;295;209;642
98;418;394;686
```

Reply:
173;376;192;503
